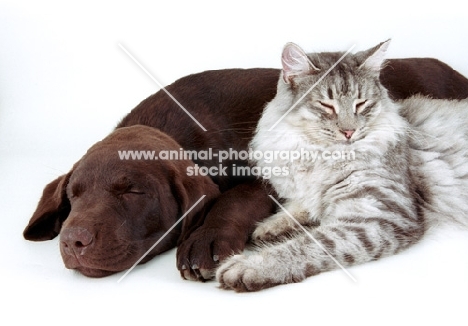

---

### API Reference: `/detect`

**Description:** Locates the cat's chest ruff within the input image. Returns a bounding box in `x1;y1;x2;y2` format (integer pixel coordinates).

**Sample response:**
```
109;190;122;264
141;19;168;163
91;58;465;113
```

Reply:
271;150;355;200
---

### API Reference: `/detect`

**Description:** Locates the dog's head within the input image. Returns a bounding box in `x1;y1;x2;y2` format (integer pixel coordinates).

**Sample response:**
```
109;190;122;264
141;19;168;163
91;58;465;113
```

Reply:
23;125;220;277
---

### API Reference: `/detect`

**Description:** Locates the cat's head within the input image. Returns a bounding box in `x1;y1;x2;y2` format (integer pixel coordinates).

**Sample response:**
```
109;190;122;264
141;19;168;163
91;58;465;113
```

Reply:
279;40;393;145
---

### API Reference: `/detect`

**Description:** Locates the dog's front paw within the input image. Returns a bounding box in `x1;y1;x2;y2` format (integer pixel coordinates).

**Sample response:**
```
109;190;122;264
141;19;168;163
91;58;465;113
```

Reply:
176;227;246;282
216;254;278;292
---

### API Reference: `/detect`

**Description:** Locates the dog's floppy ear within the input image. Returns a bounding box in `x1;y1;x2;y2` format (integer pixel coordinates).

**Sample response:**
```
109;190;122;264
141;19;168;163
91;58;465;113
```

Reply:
23;172;72;241
171;169;220;243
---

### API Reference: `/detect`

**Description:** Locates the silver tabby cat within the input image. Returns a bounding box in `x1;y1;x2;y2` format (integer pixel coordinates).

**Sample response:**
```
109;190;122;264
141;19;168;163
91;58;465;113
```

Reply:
216;40;468;292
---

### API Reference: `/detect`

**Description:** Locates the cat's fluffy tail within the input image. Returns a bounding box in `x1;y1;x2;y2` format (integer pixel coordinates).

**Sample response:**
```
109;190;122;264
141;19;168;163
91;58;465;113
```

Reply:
400;96;468;229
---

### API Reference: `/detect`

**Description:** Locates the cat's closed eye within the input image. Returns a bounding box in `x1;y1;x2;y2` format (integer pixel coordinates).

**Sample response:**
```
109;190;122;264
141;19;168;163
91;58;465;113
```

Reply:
355;99;373;115
318;101;336;115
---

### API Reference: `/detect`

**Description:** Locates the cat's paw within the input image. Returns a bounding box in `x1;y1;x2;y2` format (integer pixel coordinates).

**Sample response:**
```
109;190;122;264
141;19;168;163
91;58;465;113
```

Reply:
216;254;278;292
252;211;309;243
252;219;294;243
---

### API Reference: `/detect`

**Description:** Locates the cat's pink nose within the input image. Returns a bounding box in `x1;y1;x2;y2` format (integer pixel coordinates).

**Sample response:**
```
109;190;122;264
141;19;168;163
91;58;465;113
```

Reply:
341;130;355;139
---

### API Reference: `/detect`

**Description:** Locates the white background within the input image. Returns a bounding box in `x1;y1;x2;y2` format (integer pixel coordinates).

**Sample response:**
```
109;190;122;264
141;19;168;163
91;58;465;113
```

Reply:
1;1;468;325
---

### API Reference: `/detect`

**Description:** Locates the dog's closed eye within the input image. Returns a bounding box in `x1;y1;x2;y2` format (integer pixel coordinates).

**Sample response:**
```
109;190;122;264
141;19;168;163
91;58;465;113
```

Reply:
111;182;145;198
68;183;85;199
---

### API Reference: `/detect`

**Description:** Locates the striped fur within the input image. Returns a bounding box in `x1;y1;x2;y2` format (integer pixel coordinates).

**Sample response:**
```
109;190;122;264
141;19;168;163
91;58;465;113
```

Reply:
216;41;468;292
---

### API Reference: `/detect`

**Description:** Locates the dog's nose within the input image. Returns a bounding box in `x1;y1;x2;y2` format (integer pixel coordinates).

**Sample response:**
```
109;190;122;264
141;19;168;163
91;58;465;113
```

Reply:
60;227;94;256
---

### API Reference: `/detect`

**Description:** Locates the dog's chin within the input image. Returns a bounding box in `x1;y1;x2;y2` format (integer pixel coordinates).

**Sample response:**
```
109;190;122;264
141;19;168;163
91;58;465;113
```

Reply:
64;259;124;278
73;266;117;278
61;252;134;278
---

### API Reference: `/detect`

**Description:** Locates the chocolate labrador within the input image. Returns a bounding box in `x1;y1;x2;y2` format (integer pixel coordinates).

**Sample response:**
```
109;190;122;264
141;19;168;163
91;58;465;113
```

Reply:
23;58;468;280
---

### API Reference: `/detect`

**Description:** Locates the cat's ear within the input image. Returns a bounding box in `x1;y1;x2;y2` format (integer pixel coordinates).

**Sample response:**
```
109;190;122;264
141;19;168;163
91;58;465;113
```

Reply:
281;42;320;84
359;39;391;72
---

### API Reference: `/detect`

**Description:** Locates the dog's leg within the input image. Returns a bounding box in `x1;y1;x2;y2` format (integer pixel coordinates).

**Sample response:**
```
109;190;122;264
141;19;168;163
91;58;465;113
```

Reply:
176;179;276;281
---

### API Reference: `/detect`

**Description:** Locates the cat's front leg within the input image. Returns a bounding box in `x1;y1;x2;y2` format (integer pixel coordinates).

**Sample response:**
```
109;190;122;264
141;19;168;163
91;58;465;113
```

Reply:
216;254;276;292
217;236;316;292
217;250;307;292
251;201;310;243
